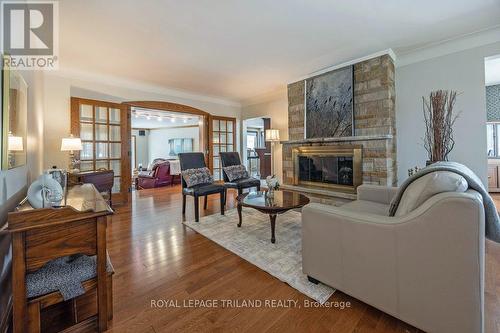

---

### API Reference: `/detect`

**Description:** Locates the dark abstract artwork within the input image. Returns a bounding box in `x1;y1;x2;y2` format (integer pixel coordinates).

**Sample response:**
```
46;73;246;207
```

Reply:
305;65;354;138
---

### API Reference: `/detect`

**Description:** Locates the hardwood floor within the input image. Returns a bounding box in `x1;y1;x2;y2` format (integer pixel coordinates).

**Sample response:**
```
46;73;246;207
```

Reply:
104;186;500;332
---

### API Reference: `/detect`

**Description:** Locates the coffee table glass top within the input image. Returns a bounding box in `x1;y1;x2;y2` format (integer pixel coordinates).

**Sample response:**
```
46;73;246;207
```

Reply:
240;190;310;210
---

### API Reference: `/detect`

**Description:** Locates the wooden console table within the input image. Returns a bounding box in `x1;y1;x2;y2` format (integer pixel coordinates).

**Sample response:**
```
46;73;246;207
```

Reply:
8;184;114;333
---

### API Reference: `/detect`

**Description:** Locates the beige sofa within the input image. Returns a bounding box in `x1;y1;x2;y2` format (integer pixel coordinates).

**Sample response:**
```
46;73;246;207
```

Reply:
302;184;485;333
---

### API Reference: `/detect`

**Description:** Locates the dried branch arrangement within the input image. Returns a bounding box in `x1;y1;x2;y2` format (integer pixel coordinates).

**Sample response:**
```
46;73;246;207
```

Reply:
422;90;460;162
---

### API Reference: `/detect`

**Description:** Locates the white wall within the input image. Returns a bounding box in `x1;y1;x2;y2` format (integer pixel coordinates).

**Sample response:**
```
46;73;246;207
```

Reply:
131;129;149;168
43;72;241;169
241;89;288;180
148;126;200;161
396;42;500;185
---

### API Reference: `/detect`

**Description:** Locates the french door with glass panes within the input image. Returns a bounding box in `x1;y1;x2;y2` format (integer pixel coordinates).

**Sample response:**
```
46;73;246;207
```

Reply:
70;97;130;203
209;116;236;181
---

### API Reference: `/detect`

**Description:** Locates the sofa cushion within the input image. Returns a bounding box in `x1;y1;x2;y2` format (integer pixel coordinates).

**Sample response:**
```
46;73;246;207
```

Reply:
339;200;390;216
223;164;248;181
181;167;214;187
395;171;468;216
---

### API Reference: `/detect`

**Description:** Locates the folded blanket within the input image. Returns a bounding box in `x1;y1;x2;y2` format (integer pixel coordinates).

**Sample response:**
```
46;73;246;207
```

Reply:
389;161;500;242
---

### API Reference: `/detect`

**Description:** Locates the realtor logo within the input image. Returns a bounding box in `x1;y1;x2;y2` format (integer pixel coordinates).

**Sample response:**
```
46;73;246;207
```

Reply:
1;1;59;69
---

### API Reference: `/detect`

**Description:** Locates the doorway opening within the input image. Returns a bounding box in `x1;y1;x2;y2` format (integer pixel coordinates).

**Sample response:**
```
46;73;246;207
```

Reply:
242;117;271;179
131;107;204;191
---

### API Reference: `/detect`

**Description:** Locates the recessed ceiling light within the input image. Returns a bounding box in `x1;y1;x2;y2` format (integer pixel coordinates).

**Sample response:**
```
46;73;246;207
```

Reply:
158;117;163;122
170;118;175;123
183;118;188;123
146;116;151;120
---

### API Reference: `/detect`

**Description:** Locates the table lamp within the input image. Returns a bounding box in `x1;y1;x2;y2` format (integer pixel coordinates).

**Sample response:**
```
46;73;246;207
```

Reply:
265;129;280;176
61;134;83;172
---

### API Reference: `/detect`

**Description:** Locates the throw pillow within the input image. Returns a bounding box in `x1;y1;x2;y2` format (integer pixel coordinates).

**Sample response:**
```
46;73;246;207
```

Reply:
395;171;468;216
182;167;214;187
223;164;249;182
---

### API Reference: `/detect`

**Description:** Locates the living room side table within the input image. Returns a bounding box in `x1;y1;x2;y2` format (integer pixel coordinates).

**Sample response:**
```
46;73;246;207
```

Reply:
236;190;310;243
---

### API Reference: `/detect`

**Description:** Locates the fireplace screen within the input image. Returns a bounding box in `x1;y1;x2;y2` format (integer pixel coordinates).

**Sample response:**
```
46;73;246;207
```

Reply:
298;156;353;186
292;145;362;193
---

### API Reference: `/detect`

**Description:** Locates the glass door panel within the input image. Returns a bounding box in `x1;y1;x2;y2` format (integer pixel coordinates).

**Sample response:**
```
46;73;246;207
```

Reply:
96;143;108;159
96;160;109;170
80;104;93;122
95;106;108;123
95;124;108;141
209;116;236;181
109;143;121;158
80;123;93;140
109;108;121;124
111;160;121;176
109;125;121;141
81;142;94;160
80;161;93;171
71;97;129;202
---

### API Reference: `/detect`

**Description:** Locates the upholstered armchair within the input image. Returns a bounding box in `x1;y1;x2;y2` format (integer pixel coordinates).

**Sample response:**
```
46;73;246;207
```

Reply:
178;153;225;222
137;161;172;189
302;184;485;333
219;152;260;201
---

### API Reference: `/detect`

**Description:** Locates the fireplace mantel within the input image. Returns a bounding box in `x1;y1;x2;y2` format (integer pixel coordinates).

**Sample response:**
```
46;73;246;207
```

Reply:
281;134;393;145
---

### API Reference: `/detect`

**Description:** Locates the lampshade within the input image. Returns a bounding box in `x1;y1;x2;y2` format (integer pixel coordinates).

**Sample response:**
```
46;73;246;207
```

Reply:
8;136;23;151
265;129;280;142
61;136;83;151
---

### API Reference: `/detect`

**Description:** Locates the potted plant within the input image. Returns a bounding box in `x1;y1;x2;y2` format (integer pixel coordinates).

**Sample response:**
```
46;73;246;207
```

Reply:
422;90;460;165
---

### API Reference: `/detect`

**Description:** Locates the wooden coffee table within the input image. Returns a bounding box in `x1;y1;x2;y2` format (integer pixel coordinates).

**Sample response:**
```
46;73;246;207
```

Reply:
236;190;310;243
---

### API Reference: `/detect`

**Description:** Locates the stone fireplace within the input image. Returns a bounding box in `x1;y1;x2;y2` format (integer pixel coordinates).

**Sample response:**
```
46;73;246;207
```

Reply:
292;145;362;193
281;53;396;201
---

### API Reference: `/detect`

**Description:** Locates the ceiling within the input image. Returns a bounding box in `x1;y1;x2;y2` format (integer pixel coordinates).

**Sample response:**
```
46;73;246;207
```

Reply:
131;108;201;129
60;0;500;103
486;56;500;86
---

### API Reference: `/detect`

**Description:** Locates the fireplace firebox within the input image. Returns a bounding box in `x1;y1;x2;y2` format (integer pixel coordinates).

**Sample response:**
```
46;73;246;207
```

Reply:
292;145;362;193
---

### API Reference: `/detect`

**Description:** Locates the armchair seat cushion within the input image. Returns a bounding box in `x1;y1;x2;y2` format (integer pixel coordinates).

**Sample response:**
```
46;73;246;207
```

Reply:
183;183;225;196
224;177;261;189
338;200;390;216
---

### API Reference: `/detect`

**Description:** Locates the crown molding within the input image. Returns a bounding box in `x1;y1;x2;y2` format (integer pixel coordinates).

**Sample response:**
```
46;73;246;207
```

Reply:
47;67;242;108
395;25;500;67
287;49;397;85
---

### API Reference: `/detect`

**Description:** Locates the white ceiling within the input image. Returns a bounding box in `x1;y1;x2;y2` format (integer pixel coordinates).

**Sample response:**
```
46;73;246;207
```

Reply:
486;56;500;86
60;0;500;103
131;108;201;129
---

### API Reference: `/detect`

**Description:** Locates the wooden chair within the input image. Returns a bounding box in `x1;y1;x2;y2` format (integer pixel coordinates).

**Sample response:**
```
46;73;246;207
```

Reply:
8;184;113;333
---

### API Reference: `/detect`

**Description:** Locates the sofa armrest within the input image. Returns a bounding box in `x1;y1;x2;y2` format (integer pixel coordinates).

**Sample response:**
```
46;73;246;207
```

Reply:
357;184;399;205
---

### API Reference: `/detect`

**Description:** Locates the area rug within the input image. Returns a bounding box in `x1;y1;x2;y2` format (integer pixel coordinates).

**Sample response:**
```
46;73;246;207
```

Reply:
183;208;335;304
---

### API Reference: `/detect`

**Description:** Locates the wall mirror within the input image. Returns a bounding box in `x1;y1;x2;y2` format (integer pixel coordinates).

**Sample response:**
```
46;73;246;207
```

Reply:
2;55;27;170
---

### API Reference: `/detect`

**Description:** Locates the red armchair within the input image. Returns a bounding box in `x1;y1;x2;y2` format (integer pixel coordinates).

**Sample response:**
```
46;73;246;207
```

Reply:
137;161;173;189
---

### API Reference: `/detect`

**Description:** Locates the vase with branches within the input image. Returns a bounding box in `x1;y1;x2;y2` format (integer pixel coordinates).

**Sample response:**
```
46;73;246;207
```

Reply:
422;90;460;164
